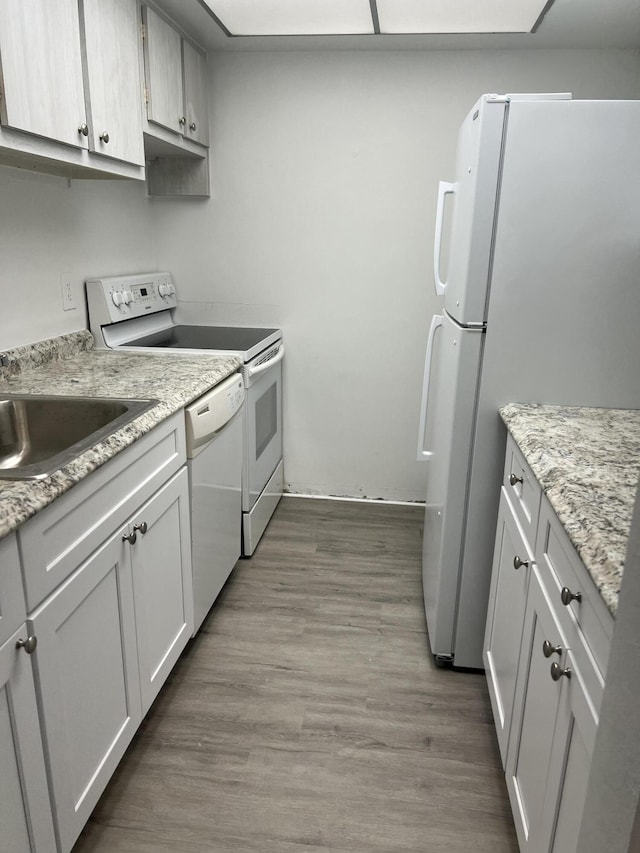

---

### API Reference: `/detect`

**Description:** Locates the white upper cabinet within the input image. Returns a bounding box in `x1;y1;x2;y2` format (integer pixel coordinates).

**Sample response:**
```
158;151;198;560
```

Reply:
182;39;209;146
81;0;145;166
0;0;87;148
142;4;209;148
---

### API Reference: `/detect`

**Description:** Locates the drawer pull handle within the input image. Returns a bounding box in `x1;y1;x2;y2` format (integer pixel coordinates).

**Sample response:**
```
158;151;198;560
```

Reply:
133;522;148;535
513;555;529;570
542;640;562;658
560;586;582;606
509;473;523;486
550;661;571;681
122;530;137;545
16;636;38;655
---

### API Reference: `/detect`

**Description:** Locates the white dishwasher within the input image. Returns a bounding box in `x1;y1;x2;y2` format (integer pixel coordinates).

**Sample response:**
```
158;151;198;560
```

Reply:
185;372;245;634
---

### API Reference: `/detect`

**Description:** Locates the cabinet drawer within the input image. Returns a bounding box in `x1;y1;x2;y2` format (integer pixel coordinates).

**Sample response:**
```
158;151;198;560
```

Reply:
19;412;185;610
536;497;613;691
503;434;542;546
0;533;26;644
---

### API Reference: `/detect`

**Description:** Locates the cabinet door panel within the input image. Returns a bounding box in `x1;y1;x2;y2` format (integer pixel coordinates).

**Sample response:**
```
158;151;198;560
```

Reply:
130;469;193;714
143;5;183;135
31;531;141;853
506;568;566;851
82;0;145;165
484;488;532;764
0;533;26;645
0;625;56;853
0;0;87;147
182;40;209;146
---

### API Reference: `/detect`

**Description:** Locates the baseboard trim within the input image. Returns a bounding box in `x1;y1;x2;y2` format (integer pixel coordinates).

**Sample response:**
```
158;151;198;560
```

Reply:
282;492;425;508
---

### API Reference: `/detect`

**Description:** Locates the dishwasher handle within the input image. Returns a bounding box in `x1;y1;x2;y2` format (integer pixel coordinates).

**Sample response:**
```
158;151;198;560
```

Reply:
247;344;284;378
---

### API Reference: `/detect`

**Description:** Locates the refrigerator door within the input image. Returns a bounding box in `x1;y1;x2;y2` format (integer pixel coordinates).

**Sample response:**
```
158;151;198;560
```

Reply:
420;310;484;661
438;96;506;326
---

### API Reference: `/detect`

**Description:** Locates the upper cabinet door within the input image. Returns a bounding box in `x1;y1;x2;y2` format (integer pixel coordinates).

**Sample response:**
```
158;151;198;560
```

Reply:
0;0;87;148
182;40;209;147
81;0;145;166
143;5;184;136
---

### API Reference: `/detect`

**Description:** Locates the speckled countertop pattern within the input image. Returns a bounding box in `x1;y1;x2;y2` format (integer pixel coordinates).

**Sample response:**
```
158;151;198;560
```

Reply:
500;403;640;616
0;331;242;540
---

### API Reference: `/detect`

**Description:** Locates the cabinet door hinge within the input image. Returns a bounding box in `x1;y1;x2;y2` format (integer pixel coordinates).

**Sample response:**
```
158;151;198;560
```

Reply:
143;86;149;105
141;22;146;40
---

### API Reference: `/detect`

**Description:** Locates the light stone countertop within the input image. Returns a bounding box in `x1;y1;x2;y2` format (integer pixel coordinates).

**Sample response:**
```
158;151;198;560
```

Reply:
500;403;640;617
0;331;242;540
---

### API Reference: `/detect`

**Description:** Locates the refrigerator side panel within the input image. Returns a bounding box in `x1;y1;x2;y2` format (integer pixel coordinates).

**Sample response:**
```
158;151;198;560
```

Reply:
453;99;640;669
442;98;505;325
421;312;483;659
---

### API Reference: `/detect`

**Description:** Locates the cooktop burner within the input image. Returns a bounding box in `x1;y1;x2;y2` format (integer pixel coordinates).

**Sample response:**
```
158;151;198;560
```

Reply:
126;325;279;351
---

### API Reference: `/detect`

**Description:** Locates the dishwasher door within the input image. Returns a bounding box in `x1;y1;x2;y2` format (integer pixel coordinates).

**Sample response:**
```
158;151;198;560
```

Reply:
186;373;244;634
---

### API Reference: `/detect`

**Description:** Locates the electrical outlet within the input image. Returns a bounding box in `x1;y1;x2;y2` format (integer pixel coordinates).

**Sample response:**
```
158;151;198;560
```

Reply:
60;274;77;311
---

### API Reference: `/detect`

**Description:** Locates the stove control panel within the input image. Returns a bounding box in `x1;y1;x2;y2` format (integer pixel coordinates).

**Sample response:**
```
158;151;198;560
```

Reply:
86;272;177;328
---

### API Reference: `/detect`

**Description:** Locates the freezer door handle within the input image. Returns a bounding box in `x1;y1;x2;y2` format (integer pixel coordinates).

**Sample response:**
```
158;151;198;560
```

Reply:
417;314;444;461
433;181;455;296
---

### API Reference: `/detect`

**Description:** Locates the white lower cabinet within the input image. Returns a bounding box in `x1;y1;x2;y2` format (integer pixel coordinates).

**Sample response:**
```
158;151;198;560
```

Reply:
486;434;610;853
1;624;57;853
29;467;192;852
30;529;142;853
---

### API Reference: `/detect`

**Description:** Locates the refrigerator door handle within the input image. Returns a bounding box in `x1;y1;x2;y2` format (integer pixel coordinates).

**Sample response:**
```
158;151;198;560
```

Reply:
417;313;444;461
433;181;455;295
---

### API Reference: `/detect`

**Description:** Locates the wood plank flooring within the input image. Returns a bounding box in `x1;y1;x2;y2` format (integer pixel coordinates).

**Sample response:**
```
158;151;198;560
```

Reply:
72;497;518;853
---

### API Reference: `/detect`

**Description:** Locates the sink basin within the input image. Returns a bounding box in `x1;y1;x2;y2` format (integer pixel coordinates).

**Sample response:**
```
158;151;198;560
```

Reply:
0;394;158;480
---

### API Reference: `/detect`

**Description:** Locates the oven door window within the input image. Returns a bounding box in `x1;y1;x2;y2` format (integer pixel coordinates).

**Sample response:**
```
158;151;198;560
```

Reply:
244;359;283;511
255;382;277;460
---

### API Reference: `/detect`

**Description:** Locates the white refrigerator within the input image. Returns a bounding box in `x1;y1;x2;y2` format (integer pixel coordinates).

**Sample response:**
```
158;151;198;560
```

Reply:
417;93;640;669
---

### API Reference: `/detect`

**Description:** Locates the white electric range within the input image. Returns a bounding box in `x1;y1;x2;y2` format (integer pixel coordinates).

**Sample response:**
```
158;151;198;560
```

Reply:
86;272;284;556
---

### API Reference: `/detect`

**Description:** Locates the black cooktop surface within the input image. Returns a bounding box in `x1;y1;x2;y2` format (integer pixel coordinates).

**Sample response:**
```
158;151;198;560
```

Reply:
126;325;279;351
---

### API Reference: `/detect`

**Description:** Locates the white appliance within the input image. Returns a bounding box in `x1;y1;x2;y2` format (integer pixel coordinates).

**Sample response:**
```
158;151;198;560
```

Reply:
86;272;284;556
185;372;244;634
417;93;640;669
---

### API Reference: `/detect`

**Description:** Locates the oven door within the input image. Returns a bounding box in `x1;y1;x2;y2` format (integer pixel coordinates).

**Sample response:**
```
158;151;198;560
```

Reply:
242;349;283;511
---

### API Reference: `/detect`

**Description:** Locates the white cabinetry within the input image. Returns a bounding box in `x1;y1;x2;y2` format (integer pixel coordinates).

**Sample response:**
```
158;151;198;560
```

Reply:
485;433;612;853
141;3;210;196
0;535;56;853
142;4;209;147
17;412;193;852
0;0;144;179
81;0;145;166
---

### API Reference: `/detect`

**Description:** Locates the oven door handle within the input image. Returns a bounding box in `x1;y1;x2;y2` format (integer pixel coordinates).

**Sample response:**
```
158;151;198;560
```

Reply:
247;344;285;378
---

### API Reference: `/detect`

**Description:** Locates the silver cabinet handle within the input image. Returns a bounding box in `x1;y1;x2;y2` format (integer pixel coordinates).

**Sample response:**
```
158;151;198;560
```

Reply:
16;636;38;654
133;522;148;535
179;116;187;126
513;555;529;570
189;122;196;131
509;473;523;486
122;530;137;545
99;131;110;143
560;586;582;606
550;661;571;681
542;640;562;658
78;123;89;136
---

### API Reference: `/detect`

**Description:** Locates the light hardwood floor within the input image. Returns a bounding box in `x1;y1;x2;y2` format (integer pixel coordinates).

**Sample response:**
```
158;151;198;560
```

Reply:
73;497;518;853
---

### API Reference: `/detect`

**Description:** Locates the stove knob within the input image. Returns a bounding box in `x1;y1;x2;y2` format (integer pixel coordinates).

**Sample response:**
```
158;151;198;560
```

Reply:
159;283;170;297
168;283;176;295
122;290;134;304
111;291;125;307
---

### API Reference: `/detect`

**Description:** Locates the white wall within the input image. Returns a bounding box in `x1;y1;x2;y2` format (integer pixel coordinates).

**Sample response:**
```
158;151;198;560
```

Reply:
151;48;640;501
0;167;155;350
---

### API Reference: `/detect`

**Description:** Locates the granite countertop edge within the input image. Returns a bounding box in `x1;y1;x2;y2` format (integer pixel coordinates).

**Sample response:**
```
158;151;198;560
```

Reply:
500;403;640;618
0;331;242;540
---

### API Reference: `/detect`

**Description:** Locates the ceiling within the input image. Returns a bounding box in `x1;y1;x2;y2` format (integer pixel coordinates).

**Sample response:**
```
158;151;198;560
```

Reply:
155;0;640;51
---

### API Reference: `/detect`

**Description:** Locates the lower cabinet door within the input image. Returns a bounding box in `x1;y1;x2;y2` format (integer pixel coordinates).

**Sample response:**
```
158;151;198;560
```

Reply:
538;647;598;853
0;624;57;853
30;529;142;853
505;567;566;852
128;468;193;715
484;487;533;764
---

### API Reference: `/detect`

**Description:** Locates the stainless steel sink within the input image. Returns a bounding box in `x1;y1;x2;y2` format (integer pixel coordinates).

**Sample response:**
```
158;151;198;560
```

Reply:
0;394;158;480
